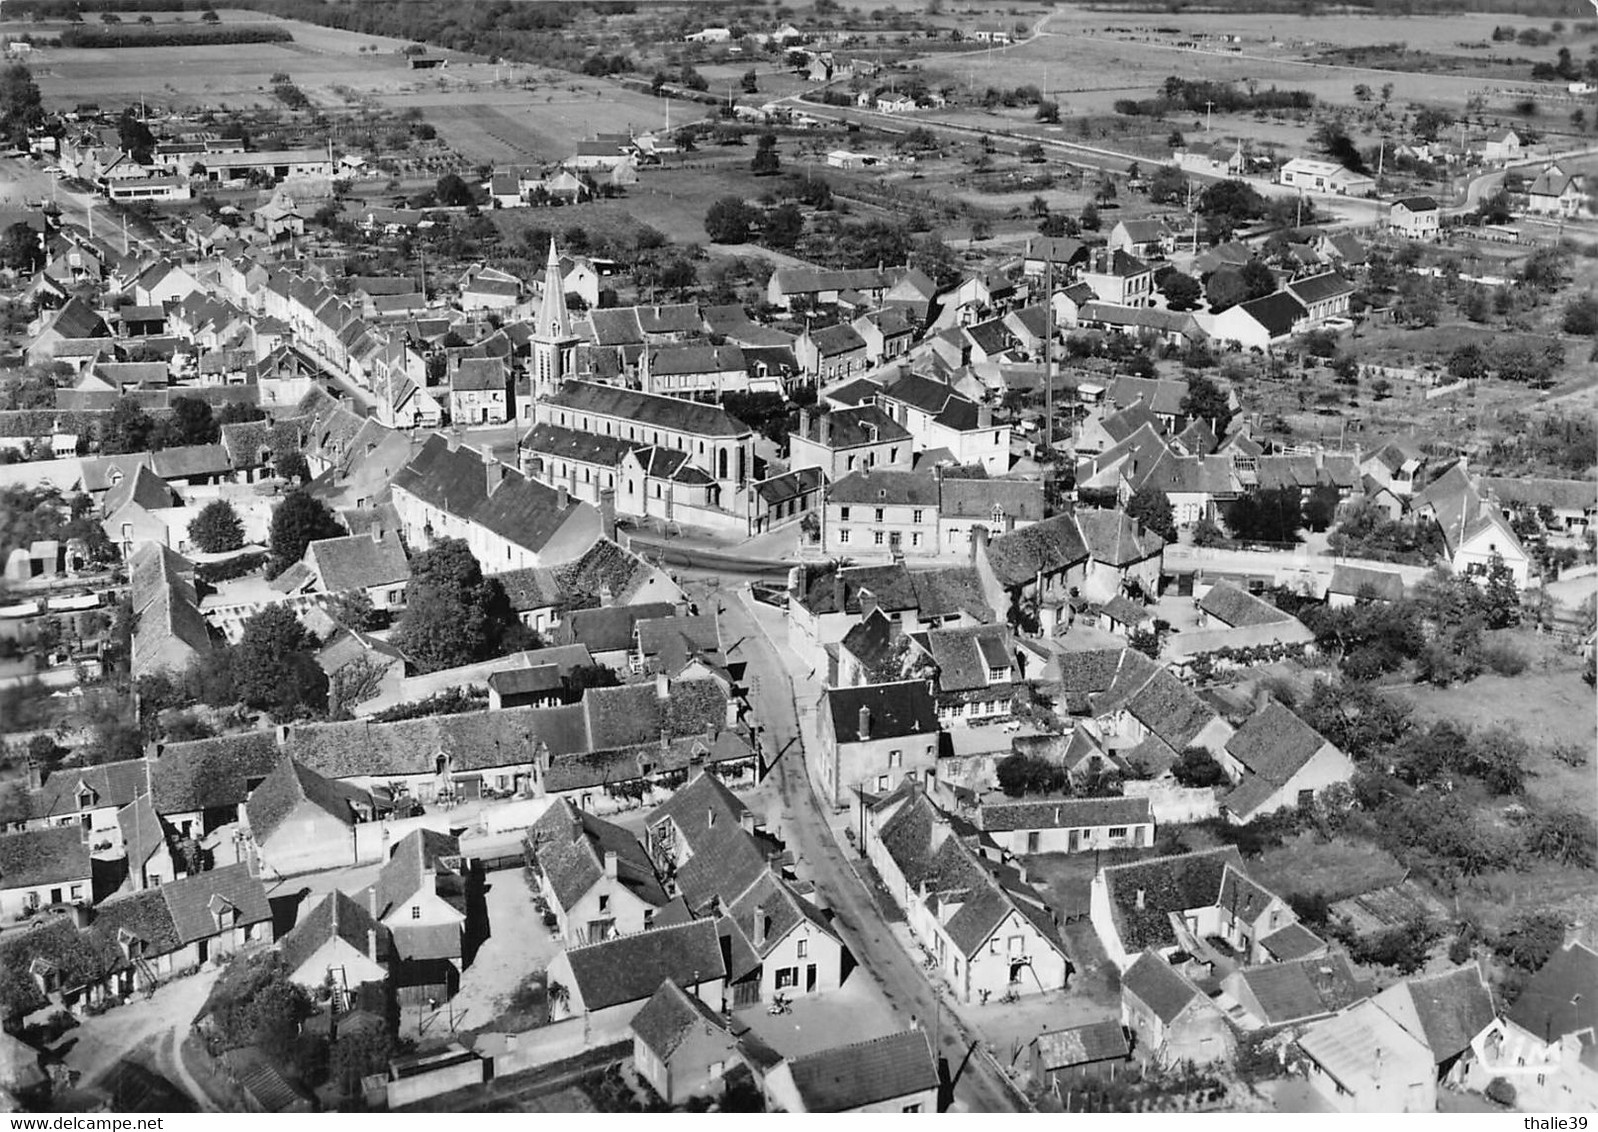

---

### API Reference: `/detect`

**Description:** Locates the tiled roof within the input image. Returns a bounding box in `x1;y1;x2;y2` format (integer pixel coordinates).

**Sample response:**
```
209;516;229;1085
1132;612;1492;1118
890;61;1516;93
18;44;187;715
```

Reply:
1126;667;1219;751
982;513;1090;587
104;463;176;516
521;422;640;468
979;795;1150;832
909;565;992;621
1236;291;1307;339
796;405;910;450
91;888;181;959
1033;1020;1130;1070
29;759;148;822
825;680;938;743
1260;920;1327;961
629;978;731;1061
525;797;667;913
1326;563;1405;602
547;380;749;437
1224;699;1330;784
117;794;168;878
1106;375;1188;419
781;1030;937;1111
922;623;1012;693
1375;964;1496;1063
1075;509;1165;565
646;771;772;914
0;825;91;889
276;889;382;979
938;476;1045;522
245;756;369;845
159;863;271;944
373;829;459;920
562;918;725;1011
1122;951;1203;1024
152;732;281;815
563;601;678;653
1480;476;1597;514
1198;581;1292;628
306;530;410;594
1234;952;1365;1025
1100;847;1246;952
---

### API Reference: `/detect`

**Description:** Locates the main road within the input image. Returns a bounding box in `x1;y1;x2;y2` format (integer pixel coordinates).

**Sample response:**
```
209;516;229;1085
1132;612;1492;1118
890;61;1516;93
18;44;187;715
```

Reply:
717;591;1027;1113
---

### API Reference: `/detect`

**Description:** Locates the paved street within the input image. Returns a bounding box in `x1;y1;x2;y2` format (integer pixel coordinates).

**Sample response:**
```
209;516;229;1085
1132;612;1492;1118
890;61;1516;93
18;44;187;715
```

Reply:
720;589;1030;1113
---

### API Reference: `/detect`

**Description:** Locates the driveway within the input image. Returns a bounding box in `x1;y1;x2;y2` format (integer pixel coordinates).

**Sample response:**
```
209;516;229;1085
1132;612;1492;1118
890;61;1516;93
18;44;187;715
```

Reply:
731;971;899;1062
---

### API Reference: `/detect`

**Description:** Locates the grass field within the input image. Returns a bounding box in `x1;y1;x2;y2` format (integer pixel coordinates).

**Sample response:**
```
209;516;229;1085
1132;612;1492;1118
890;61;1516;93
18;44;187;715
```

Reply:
1247;832;1407;901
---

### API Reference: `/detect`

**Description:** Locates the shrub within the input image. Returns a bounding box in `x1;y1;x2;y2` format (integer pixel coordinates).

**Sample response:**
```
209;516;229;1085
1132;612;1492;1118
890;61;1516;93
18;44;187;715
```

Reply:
1477;639;1527;676
1485;1078;1516;1107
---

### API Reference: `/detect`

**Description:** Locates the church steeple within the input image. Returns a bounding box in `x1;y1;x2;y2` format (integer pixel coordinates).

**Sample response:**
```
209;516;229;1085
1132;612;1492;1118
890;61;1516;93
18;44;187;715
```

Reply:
535;239;571;341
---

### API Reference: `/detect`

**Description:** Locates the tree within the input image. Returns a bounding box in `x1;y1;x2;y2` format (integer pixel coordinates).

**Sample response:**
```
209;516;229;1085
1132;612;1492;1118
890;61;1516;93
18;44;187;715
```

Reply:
1528;807;1597;868
995;753;1067;797
102;398;156;455
117;108;155;165
1192;516;1224;547
1562;293;1598;336
1494;910;1566;972
1079;202;1100;231
560;662;621;702
1126;487;1176;542
741;68;758;94
1239;259;1277;301
0;223;42;274
166;395;218;447
750;132;780;176
201;7;221;22
704;196;754;243
1172;746;1226;787
234;605;327;720
266;489;343;578
1205;268;1249;313
390;538;516;673
1180;373;1231;431
326;589;383;632
188;499;244;554
1148;164;1187;205
1224;487;1304;543
1482;552;1521;629
1518;245;1568;292
1314;119;1368;173
764;202;803;250
1198;179;1265;228
1160;270;1202;311
0;64;42;145
435;172;475;207
1035;100;1060;123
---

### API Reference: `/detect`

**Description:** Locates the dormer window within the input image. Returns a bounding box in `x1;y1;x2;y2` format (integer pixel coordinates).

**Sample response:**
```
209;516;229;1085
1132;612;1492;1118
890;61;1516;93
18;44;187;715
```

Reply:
76;786;96;810
209;893;238;931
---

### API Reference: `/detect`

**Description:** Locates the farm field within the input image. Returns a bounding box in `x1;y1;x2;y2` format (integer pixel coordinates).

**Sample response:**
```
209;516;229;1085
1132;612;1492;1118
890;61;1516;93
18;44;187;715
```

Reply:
1247;833;1406;903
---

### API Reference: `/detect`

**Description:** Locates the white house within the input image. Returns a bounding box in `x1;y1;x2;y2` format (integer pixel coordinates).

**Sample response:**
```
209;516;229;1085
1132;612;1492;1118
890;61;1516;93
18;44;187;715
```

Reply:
1388;196;1440;239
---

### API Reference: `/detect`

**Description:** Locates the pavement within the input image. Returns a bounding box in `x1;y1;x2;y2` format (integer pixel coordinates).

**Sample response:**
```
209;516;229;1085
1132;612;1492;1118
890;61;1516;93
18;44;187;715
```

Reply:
726;588;1031;1112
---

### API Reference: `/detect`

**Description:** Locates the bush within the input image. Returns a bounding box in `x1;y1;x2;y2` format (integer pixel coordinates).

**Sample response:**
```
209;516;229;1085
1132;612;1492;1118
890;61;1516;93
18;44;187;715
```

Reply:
1495;910;1566;972
1485;1078;1516;1107
1478;639;1527;676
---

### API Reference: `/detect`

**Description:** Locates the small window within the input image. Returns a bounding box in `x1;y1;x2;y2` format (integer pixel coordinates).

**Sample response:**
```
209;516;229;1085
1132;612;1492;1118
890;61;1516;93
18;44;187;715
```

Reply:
411;906;421;919
888;750;902;768
903;1105;922;1114
876;775;889;791
839;530;850;544
912;509;923;524
874;507;884;522
598;894;610;913
797;938;808;959
839;506;850;521
1109;826;1128;838
873;530;884;546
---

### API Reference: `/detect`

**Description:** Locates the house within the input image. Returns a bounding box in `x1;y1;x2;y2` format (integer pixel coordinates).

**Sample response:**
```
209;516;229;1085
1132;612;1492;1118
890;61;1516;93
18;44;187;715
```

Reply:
1212;291;1309;351
1326;563;1405;607
524;798;668;943
1197;581;1295;630
245;756;374;876
746;467;825;537
645;771;775;914
874;370;1011;473
279;529;411;611
719;866;844;1006
908;622;1034;724
22;757;148;848
1481;475;1597;540
936;476;1047;555
763;1031;939;1113
1297;998;1438;1113
1278;157;1376;196
1107;218;1174;260
1388;196;1440;239
118;794;179;892
1286;273;1355;327
853;307;916;365
1076;303;1208;350
545;918;727;1030
1089;846;1305;970
970;513;1090;635
1360;441;1426;499
1120;951;1236;1068
1027;1021;1133;1095
1526;164;1586;218
150;732;283;838
631;979;743;1105
1470;941;1598;1111
1370;963;1497;1086
796;323;870;383
1079;249;1155;308
1482;128;1523;164
977;796;1154;857
817;680;941;807
1218;952;1365;1030
1413;461;1532;586
822;468;939;558
0;825;92;918
368;829;468;1003
92;863;271;993
865;782;1070;1003
449;357;510;425
788;406;912;481
1215;700;1353;824
277;889;387;995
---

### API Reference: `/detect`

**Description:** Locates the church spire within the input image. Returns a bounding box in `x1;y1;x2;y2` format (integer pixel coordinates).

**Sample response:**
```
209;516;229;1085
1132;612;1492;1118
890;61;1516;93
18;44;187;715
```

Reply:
535;238;571;341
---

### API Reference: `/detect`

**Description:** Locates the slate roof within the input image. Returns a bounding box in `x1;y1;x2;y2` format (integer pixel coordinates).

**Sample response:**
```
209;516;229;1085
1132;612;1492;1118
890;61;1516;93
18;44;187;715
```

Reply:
563;601;678;653
104;463;176;516
469;469;595;556
723;868;837;968
1375;964;1496;1063
1234;952;1365;1025
29;759;148;822
629;978;731;1061
1033;1020;1131;1071
753;467;823;507
373;829;459;920
1198;581;1292;628
1392;195;1439;212
1236;291;1307;339
646;771;772;913
525;797;667;913
978;795;1151;832
1506;941;1598;1044
1122;951;1204;1024
1077;508;1165;565
1327;563;1405;602
781;1030;937;1111
1100;847;1247;952
521;422;640;468
1105;375;1188;419
982;513;1090;586
1260;920;1328;961
152;732;281;815
938;476;1045;522
921;623;1012;693
562;918;725;1011
547;381;748;437
277;888;382;977
389;434;491;518
0;825;91;889
306;530;410;594
825;680;938;743
245;756;370;845
1286;272;1354;306
829;468;938;506
795;405;909;449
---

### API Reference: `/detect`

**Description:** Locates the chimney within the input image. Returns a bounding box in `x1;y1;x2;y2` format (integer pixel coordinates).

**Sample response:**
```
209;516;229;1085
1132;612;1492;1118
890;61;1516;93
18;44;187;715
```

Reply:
857;704;871;740
977;403;992;428
1135;888;1146;910
819;412;832;446
969;523;989;564
367;927;378;960
859;589;879;619
756;913;771;946
833;571;846;612
598;488;616;541
25;756;43;791
446;429;462;452
799;407;813;440
604;850;618;878
740;811;756;835
556;485;569;511
484;450;504;494
599;582;614;607
655;672;669;700
370;523;383;544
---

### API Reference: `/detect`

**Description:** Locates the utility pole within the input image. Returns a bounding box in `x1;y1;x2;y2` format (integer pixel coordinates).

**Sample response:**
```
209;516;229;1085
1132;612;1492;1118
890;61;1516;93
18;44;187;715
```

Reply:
1042;253;1054;458
1205;100;1215;133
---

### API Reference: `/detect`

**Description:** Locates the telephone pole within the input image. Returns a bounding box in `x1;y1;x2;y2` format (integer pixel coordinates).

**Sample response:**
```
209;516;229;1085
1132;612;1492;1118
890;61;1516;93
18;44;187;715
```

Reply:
1042;254;1055;458
1205;99;1215;133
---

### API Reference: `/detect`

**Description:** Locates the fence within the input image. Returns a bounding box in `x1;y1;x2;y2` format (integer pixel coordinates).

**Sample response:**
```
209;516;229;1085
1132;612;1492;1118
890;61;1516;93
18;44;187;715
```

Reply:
1424;378;1472;400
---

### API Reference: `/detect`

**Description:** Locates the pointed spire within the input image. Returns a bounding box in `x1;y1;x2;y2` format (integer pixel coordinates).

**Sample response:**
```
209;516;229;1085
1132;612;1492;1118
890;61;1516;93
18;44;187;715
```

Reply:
535;238;571;342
